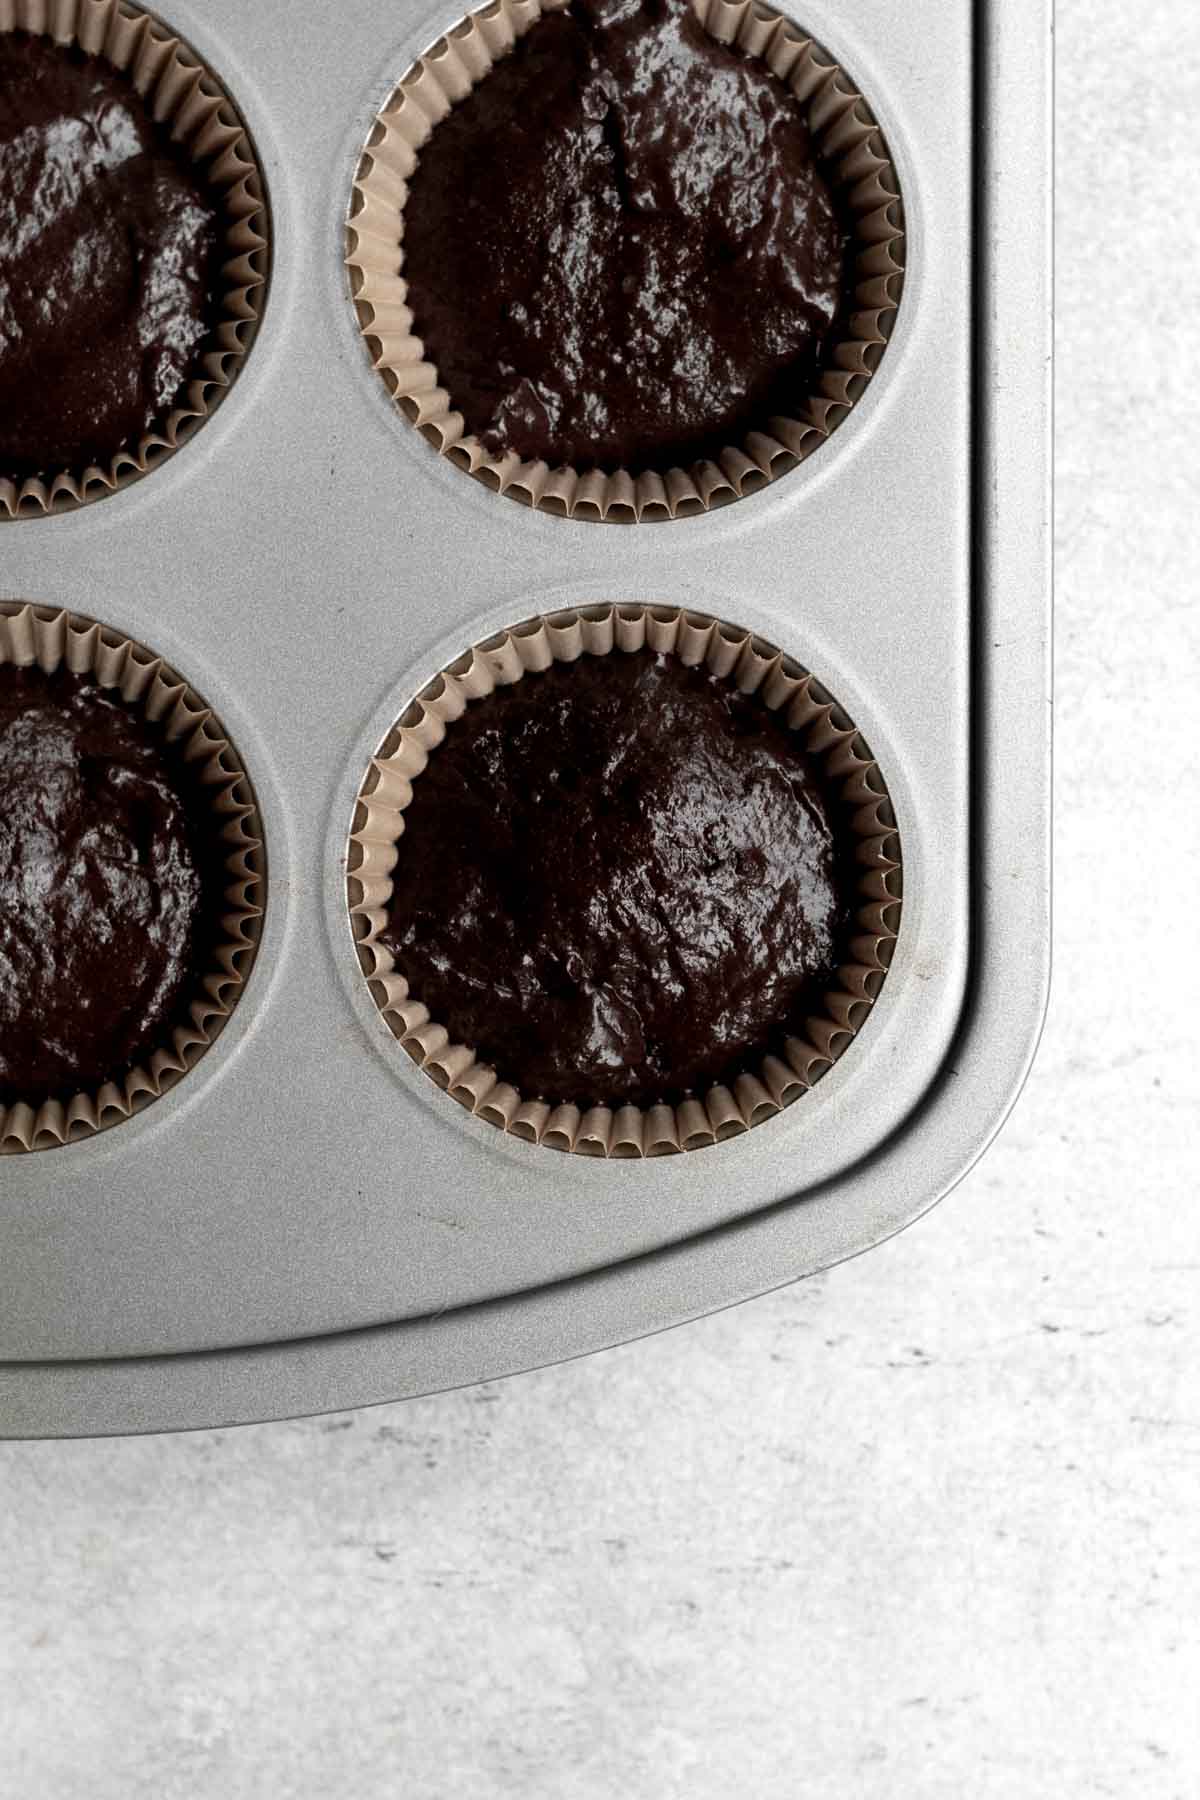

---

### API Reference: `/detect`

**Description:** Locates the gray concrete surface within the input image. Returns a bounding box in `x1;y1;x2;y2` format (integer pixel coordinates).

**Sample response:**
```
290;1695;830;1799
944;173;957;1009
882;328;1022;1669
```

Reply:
2;1;1198;1794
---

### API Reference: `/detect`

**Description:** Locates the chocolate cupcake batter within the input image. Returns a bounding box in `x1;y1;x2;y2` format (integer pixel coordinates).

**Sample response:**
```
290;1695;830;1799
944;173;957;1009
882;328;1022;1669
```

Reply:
383;651;853;1110
0;31;221;484
0;665;221;1107
402;0;850;472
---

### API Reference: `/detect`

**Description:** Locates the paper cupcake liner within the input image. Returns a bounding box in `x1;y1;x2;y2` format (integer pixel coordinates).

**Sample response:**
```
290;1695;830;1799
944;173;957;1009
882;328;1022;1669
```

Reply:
0;603;265;1152
348;605;901;1157
0;0;269;520
346;0;905;523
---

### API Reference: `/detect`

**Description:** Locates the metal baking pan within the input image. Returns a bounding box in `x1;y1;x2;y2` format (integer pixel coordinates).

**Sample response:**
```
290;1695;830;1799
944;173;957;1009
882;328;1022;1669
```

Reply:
0;0;1051;1436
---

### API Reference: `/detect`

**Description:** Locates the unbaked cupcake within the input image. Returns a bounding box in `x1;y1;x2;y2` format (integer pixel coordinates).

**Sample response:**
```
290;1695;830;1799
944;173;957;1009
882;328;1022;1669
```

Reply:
349;0;904;519
0;606;264;1152
350;608;901;1156
0;9;267;517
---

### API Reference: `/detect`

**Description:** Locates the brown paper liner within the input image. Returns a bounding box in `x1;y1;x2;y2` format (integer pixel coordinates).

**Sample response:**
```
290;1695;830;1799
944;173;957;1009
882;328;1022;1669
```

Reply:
348;606;901;1157
0;1;269;520
346;0;905;523
0;604;265;1152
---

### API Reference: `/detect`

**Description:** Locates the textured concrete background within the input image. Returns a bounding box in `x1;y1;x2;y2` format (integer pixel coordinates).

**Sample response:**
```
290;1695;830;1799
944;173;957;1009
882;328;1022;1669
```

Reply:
2;2;1198;1794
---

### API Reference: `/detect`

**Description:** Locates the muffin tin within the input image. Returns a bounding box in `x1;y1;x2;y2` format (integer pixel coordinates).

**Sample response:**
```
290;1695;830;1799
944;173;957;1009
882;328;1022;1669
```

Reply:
0;0;1051;1436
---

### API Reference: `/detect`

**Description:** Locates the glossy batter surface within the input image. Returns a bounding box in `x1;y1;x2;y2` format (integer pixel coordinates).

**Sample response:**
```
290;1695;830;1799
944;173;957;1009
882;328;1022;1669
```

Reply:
0;665;218;1106
0;32;221;482
383;651;852;1109
403;0;849;472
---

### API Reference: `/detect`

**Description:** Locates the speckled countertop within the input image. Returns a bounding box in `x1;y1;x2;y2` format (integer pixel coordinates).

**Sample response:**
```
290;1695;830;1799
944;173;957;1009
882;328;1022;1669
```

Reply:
1;1;1198;1794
